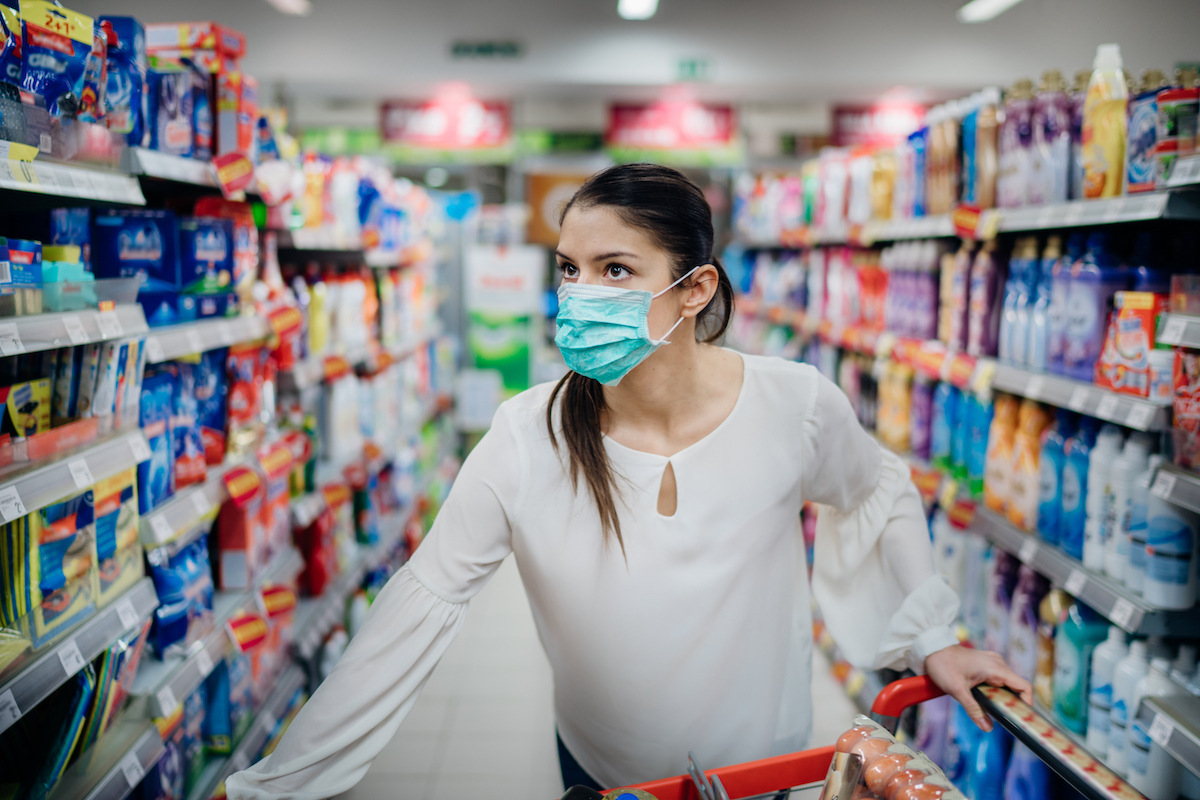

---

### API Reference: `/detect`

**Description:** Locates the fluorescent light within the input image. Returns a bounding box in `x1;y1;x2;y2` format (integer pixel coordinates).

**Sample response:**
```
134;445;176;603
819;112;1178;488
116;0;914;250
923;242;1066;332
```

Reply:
957;0;1024;22
262;0;311;15
618;0;658;20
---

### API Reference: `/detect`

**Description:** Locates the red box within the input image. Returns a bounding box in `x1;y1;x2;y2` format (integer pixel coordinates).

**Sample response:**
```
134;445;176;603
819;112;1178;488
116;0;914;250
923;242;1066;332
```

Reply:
145;22;246;59
216;467;266;590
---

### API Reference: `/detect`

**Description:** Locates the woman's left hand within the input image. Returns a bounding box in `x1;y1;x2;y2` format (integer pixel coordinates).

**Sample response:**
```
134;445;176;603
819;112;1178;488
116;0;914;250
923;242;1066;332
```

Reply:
923;644;1033;732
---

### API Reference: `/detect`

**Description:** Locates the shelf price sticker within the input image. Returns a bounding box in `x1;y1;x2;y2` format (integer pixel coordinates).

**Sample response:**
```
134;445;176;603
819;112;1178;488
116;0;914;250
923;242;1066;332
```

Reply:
1018;538;1039;565
58;639;86;677
1151;472;1178;500
145;336;165;363
0;689;20;735
0;485;26;522
191;490;212;518
1149;713;1174;748
1024;375;1045;399
0;322;23;356
1160;316;1188;344
149;515;174;543
120;752;145;788
115;597;140;631
1110;597;1138;631
1126;404;1155;429
1068;387;1089;412
1096;395;1120;420
129;435;152;463
156;685;179;717
61;315;88;344
195;647;215;678
185;327;204;354
68;458;95;489
1065;569;1088;597
96;310;123;339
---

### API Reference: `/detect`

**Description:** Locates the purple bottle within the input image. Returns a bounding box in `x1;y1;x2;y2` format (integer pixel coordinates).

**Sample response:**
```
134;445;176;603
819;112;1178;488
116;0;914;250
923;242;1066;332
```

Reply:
968;239;1004;357
998;79;1035;209
1069;69;1089;200
911;374;934;461
1030;70;1072;205
1007;565;1050;683
984;550;1021;654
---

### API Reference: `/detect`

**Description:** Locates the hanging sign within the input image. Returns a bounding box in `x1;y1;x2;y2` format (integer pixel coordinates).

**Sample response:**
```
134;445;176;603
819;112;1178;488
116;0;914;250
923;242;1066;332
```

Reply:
605;100;734;150
381;92;510;149
832;102;925;147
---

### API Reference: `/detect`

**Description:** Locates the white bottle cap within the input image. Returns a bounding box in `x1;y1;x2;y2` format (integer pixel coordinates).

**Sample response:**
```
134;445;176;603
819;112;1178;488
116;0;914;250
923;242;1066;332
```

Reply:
1094;43;1123;71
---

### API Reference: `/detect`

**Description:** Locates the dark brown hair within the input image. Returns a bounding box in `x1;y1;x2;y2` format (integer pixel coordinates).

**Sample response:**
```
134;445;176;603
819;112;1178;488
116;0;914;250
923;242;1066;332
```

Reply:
546;163;735;554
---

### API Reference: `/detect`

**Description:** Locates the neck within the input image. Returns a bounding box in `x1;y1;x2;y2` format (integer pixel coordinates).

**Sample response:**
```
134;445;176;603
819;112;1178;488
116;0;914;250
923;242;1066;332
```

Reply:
602;329;712;429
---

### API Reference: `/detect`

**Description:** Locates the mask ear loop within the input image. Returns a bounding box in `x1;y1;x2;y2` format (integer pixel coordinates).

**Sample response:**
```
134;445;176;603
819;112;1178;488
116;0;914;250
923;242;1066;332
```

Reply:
650;266;703;345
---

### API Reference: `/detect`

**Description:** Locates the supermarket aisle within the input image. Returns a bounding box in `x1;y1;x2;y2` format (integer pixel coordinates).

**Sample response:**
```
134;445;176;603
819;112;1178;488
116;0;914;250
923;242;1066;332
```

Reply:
337;558;858;800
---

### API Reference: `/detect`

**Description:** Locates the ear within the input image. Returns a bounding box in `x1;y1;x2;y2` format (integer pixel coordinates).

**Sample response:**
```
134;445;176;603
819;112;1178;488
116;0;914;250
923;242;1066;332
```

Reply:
679;265;719;318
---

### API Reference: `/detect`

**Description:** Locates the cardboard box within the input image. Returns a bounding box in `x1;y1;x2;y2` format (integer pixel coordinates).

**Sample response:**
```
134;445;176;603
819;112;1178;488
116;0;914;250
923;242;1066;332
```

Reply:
145;22;246;59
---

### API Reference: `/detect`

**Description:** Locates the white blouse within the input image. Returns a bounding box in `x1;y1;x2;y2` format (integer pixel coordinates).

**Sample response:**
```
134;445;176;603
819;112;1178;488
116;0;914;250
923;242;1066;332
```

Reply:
227;352;960;799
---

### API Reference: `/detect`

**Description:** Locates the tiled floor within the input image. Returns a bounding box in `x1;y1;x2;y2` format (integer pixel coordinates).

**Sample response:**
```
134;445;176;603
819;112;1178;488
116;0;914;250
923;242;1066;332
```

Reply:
336;558;857;800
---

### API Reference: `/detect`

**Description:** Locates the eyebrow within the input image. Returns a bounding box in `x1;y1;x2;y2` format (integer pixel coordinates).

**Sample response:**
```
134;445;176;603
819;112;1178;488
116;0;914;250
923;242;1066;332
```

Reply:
554;250;640;262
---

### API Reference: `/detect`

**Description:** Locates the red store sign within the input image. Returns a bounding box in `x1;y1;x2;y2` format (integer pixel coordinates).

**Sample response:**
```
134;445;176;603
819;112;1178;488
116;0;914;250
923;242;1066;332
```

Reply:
381;88;510;149
606;98;734;150
832;102;926;147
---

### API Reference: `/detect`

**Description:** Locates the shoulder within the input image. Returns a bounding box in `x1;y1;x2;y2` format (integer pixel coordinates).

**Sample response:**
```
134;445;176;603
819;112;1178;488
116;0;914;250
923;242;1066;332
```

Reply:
491;380;560;441
737;352;821;396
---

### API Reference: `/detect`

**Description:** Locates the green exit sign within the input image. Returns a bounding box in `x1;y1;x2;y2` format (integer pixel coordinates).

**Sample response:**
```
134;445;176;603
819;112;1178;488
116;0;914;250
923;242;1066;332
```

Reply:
677;58;711;82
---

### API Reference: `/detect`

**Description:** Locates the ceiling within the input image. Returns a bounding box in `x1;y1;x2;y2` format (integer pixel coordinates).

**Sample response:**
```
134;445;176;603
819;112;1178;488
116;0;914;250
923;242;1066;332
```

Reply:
75;0;1200;117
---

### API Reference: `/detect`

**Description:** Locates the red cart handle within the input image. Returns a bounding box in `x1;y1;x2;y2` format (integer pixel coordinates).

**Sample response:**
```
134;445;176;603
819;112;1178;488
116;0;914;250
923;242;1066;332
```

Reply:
870;675;945;719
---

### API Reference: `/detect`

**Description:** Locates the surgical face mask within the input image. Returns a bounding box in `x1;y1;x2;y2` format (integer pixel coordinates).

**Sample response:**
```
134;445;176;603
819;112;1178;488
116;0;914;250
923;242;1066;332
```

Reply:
554;267;699;387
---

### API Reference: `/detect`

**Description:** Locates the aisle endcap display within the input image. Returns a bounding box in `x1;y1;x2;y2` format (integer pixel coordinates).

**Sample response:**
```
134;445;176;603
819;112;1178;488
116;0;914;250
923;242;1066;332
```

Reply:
0;304;149;357
972;508;1200;636
1155;314;1200;350
0;577;158;736
122;148;220;191
144;317;272;364
991;364;1169;432
47;718;165;800
0;160;146;206
0;429;152;524
1135;694;1200;779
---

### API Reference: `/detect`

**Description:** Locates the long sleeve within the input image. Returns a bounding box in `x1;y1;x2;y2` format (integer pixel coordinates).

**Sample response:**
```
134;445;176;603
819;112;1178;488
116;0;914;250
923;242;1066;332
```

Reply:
225;404;522;800
803;375;959;674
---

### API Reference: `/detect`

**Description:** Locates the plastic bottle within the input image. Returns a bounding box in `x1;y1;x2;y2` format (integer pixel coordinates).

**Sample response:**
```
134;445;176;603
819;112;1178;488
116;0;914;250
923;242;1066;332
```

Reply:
976;88;1001;210
1083;424;1125;571
1038;409;1078;545
1048;233;1084;376
1009;400;1052;532
1086;626;1129;754
1001;238;1039;365
1104;432;1154;581
945;700;980;786
1125;453;1163;594
970;725;1013;800
1172;644;1197;685
1035;588;1070;711
968;391;995;498
932;381;958;472
1070;70;1090;200
985;550;1021;656
1128;658;1183;800
968;239;1002;358
963;533;993;645
1002;742;1051;800
1144;486;1200;609
1007;565;1050;684
916;694;952;770
1053;601;1109;734
1065;232;1129;382
1082;43;1129;198
952;386;971;481
1061;417;1100;560
950;240;975;351
1028;236;1059;371
1109;639;1150;775
1126;69;1167;194
999;79;1035;209
1031;70;1072;206
984;393;1020;513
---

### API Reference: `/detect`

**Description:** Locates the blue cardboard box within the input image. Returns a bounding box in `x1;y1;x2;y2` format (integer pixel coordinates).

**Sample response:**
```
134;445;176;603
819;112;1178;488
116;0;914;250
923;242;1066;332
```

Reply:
138;371;175;514
180;217;234;293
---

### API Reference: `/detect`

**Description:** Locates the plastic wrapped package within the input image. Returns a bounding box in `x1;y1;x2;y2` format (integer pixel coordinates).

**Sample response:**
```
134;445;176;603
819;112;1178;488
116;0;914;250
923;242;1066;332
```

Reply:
827;715;967;800
146;535;214;657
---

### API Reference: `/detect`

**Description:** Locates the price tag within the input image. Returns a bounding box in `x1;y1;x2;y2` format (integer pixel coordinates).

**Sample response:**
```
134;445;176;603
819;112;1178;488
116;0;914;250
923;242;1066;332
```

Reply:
230;751;250;774
1068;387;1089;412
260;710;278;733
119;752;145;788
58;639;86;676
96;310;123;339
68;458;95;489
0;485;26;522
0;322;23;356
129;435;152;463
115;597;140;630
1018;538;1039;565
62;315;87;344
195;647;215;677
145;336;165;363
0;689;20;735
150;515;173;543
1025;376;1045;399
156;685;179;716
1126;405;1155;429
1161;316;1188;344
1065;569;1088;596
218;323;235;346
190;491;212;518
185;327;204;354
1152;472;1178;500
1149;713;1174;748
1096;395;1120;420
1110;597;1137;630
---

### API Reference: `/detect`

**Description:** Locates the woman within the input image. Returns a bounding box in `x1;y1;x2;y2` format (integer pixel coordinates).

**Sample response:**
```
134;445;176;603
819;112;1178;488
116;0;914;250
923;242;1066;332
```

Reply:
228;164;1029;799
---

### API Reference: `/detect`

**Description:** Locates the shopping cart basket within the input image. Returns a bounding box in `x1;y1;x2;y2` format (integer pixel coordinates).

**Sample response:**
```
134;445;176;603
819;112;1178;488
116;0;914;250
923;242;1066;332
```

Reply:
573;675;1146;800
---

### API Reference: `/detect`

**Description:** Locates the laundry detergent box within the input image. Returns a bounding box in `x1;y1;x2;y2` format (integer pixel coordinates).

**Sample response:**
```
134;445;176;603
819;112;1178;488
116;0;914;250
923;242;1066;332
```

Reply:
98;15;147;147
1095;290;1166;397
146;60;193;157
180;217;233;294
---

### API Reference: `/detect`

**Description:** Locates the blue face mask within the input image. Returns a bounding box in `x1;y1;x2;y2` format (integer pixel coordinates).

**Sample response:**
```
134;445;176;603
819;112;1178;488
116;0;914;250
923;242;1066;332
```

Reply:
554;267;699;386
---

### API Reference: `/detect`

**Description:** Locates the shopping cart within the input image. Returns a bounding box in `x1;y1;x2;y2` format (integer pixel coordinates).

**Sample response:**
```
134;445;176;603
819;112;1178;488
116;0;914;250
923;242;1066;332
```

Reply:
568;675;1145;800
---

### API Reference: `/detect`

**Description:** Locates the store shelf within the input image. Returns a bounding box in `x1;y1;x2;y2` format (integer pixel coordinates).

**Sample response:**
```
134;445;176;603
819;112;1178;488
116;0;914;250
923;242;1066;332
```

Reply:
871;214;957;241
1135;694;1200;778
991;364;1169;431
996;191;1192;232
972;508;1200;635
122;148;218;189
1167;155;1200;189
48;718;165;800
144;317;271;364
138;458;245;547
1155;313;1200;349
1150;463;1200;516
0;578;158;735
0;305;149;356
0;429;152;523
0;159;145;205
187;665;307;800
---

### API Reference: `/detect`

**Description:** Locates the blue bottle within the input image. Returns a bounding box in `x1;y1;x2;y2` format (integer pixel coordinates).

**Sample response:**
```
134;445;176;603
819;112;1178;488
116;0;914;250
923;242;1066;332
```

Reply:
967;392;995;498
945;701;981;787
970;724;1014;800
1061;416;1101;560
1000;254;1024;364
952;386;970;481
1048;233;1085;376
1038;409;1078;545
1064;232;1130;382
932;382;958;472
1028;236;1059;372
1002;742;1052;800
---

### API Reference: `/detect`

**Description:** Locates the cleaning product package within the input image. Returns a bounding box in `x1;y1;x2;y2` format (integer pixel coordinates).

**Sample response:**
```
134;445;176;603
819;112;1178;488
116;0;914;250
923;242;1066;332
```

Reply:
146;534;214;656
1126;70;1167;194
1030;70;1071;205
180;217;234;294
1095;290;1166;397
87;466;141;606
146;61;193;157
98;15;146;146
997;79;1033;209
1082;44;1129;198
76;19;109;123
19;0;93;117
138;371;174;514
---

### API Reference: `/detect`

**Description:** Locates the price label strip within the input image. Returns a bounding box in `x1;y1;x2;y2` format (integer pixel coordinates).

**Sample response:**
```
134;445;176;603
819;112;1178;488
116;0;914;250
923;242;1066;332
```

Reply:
1065;569;1088;596
1018;538;1039;565
191;490;212;518
0;485;26;522
1110;597;1138;631
67;458;95;489
145;336;165;363
1025;376;1045;399
1151;472;1178;500
96;310;123;340
1067;387;1089;412
195;647;215;678
58;639;86;677
185;327;204;354
0;322;24;356
0;689;20;735
1096;395;1120;420
61;315;88;345
115;597;140;630
156;685;179;717
129;435;152;463
1160;316;1188;345
1148;713;1174;748
1126;404;1155;429
119;752;145;788
150;515;174;544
